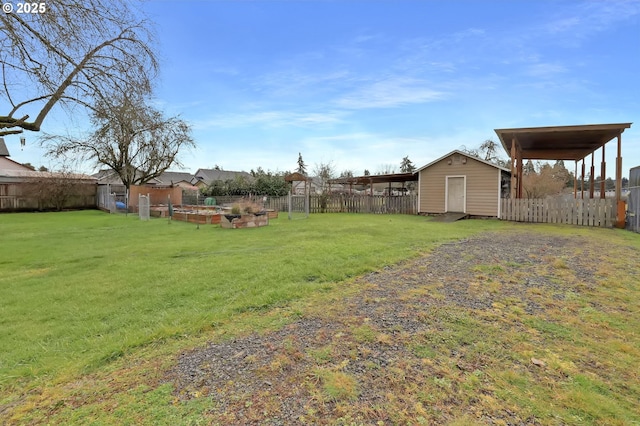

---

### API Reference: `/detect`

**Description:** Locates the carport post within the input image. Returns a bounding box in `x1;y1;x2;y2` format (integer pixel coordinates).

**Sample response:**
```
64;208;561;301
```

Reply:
600;145;606;199
574;161;578;199
589;153;595;199
510;138;516;198
581;159;585;199
517;153;523;199
615;133;625;228
615;134;622;201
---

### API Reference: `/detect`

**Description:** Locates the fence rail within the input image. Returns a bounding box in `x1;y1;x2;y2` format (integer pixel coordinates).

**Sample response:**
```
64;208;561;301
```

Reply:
194;194;417;215
500;198;616;227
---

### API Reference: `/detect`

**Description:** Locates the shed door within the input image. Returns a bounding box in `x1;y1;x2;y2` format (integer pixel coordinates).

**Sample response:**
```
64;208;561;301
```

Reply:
447;177;465;212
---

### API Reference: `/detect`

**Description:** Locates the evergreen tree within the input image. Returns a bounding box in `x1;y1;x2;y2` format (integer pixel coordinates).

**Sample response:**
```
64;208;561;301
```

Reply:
297;153;307;175
524;160;536;175
552;160;572;188
400;156;415;173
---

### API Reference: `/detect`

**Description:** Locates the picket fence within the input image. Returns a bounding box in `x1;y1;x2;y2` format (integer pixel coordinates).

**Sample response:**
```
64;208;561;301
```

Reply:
500;198;616;228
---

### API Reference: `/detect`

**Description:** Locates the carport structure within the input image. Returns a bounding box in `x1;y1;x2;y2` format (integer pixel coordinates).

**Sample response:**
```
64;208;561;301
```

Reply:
495;123;632;226
329;172;417;195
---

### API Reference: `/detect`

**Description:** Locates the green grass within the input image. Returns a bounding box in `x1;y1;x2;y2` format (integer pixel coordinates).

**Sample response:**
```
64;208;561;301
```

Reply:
0;211;501;389
2;211;640;425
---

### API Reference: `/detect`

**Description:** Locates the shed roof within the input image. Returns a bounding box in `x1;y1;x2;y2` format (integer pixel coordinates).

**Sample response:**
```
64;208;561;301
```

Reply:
415;150;510;173
495;123;632;161
284;172;309;182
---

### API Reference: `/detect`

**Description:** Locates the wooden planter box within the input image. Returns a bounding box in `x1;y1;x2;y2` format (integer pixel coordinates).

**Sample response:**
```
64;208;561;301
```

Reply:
220;213;269;229
172;212;222;224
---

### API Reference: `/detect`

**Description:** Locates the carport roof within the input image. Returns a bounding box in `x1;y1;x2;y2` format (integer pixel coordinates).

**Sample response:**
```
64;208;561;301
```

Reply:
495;123;632;161
329;172;417;186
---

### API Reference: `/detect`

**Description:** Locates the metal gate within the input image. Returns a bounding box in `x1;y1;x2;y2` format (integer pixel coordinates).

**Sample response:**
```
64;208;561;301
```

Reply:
139;193;150;221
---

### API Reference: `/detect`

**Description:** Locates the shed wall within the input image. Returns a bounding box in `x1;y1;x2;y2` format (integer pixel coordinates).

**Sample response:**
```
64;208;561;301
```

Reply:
128;185;182;210
419;155;501;216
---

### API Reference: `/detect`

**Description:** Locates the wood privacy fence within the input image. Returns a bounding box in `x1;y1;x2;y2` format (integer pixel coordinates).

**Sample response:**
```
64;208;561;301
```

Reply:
309;194;418;214
500;198;616;227
206;194;418;215
1;181;96;212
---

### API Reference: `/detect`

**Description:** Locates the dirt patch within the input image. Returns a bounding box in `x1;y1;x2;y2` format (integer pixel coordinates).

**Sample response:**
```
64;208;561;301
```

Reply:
166;231;600;424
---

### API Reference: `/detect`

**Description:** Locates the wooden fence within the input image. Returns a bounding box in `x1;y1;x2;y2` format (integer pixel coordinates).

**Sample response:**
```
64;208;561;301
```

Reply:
201;194;418;215
305;194;418;214
1;181;96;212
500;198;616;227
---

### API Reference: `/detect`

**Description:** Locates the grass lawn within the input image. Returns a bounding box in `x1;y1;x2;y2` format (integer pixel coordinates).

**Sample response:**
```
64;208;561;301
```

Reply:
1;210;638;424
0;211;499;384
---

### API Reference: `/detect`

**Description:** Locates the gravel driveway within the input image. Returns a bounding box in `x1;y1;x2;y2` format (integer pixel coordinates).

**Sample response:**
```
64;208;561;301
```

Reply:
166;230;601;424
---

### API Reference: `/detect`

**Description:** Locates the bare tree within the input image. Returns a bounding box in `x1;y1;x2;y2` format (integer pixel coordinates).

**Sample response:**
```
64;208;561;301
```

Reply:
44;93;194;190
0;0;157;137
522;163;565;199
461;140;508;167
313;161;336;193
376;164;396;175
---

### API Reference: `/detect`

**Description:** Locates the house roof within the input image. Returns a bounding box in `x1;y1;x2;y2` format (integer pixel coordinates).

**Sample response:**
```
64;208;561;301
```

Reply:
415;150;510;173
192;169;253;184
156;171;195;185
494;123;632;161
0;138;9;156
92;169;164;186
0;155;34;171
0;169;96;181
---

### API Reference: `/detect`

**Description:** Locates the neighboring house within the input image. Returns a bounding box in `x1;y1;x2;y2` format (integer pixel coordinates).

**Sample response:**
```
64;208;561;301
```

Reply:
292;177;347;194
92;169;196;210
191;168;254;189
92;169;163;187
1;138;96;211
416;150;510;217
0;138;33;172
92;169;197;189
156;171;197;190
292;177;321;195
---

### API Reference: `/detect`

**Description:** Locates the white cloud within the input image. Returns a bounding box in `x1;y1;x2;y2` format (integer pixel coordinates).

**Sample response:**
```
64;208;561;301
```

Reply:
192;109;347;130
536;1;640;45
256;69;353;97
525;63;568;78
335;77;446;109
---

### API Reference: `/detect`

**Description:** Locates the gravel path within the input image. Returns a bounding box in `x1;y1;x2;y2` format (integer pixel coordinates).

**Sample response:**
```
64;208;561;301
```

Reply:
165;231;598;424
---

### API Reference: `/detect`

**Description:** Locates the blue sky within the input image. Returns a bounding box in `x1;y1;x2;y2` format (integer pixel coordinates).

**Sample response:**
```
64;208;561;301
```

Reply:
9;0;640;177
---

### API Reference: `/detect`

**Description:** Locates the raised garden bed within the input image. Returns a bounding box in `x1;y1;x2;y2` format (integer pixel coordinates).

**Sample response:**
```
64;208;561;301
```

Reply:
220;213;269;229
149;204;277;225
172;212;222;224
